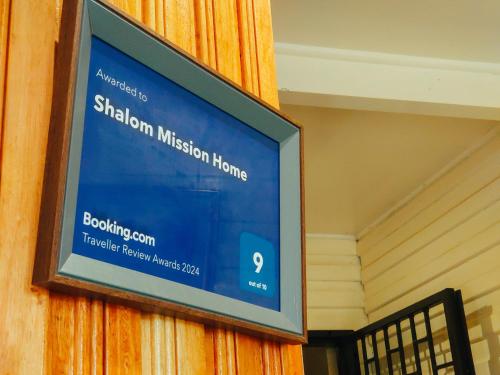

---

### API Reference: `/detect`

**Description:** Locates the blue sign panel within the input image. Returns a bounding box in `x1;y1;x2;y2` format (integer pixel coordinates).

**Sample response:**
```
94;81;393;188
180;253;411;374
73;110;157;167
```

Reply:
72;37;280;311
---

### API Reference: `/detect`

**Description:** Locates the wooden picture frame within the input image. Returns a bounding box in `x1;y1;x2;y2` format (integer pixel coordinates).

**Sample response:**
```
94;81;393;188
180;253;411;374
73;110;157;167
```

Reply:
34;0;306;344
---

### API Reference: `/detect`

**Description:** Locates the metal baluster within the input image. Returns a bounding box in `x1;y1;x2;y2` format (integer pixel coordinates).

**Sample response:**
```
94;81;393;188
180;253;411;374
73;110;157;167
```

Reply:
396;322;407;375
409;315;422;374
362;337;370;375
383;327;394;375
423;309;438;375
371;332;381;375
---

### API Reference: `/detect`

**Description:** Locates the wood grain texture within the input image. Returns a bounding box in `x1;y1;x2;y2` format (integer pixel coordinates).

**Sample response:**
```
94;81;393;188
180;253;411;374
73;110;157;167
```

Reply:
194;0;216;67
214;328;230;374
213;0;242;85
252;0;278;108
176;318;207;374
0;0;304;373
263;341;282;375
213;328;238;374
123;0;142;21
235;333;264;375
205;327;216;374
47;295;101;375
105;304;142;374
147;313;176;375
0;0;10;146
0;0;55;373
90;299;104;375
142;0;156;29
236;0;259;95
154;0;165;34
48;294;76;374
280;344;304;375
165;0;196;55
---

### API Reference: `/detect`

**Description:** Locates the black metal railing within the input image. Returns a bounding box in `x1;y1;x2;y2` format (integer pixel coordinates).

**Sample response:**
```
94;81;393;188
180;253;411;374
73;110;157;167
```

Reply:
306;289;475;375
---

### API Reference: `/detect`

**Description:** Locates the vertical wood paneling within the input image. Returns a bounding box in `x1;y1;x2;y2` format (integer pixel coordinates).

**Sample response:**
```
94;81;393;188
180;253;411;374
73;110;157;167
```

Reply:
146;313;176;375
280;344;304;375
48;297;103;374
175;318;207;374
235;333;264;375
48;294;76;374
0;0;304;374
236;0;259;95
142;0;156;30
55;0;63;37
105;304;142;374
164;0;196;55
74;297;91;374
213;328;238;374
214;328;230;374
48;295;101;374
225;329;237;373
252;0;278;108
213;0;242;85
90;299;104;375
263;341;282;375
0;0;55;373
205;327;216;374
164;316;177;374
140;315;152;374
154;0;165;35
0;0;11;144
108;0;125;10
124;0;142;21
194;0;216;67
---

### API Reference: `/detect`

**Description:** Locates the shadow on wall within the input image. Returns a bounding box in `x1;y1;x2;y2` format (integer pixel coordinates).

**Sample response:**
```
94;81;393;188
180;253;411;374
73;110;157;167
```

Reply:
407;306;498;375
467;305;499;374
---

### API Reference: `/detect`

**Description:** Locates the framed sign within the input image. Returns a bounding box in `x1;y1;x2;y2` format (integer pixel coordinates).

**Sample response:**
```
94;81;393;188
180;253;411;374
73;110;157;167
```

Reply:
34;0;305;343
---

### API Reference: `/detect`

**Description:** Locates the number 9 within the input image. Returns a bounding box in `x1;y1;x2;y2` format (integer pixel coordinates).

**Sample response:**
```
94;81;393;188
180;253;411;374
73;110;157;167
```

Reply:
253;252;263;273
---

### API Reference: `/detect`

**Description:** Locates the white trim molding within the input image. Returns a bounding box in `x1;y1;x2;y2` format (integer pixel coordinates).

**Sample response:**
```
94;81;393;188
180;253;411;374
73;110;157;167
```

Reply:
275;42;500;120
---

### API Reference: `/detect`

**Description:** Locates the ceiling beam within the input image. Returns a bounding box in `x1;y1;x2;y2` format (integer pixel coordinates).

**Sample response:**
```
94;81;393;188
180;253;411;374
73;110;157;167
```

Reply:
275;43;500;120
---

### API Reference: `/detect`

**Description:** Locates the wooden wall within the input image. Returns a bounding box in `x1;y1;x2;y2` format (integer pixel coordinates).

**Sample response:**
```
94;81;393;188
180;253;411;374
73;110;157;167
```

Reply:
0;0;304;373
305;235;367;330
358;129;500;374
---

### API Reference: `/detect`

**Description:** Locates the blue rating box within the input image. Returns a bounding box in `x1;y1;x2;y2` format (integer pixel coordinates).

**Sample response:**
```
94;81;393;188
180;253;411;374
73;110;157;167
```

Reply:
239;232;276;297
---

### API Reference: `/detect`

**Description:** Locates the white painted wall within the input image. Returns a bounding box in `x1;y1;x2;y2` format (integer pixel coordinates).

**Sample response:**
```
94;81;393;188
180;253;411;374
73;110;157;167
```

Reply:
306;234;367;330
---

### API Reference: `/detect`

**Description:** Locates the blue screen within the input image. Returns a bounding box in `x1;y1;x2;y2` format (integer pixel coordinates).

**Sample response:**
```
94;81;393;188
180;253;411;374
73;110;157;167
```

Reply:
72;37;280;311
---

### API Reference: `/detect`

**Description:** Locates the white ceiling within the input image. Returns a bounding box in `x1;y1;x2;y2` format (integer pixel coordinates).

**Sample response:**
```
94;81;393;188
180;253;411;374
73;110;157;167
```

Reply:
271;0;500;63
283;105;497;235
